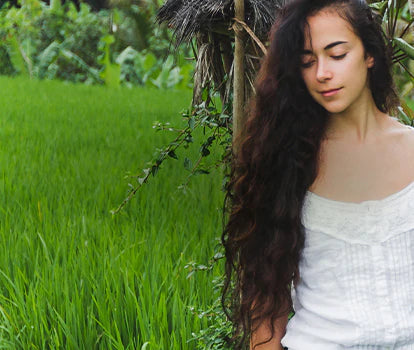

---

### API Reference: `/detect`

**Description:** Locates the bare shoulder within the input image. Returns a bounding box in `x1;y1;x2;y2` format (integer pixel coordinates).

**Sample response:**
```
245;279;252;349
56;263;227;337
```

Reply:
402;123;414;138
391;120;414;144
309;118;414;200
405;126;414;145
388;118;414;141
388;119;414;164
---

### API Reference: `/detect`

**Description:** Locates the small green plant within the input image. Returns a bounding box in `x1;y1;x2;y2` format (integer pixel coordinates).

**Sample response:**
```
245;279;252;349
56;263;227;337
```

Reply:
98;34;121;88
111;88;232;214
185;249;233;350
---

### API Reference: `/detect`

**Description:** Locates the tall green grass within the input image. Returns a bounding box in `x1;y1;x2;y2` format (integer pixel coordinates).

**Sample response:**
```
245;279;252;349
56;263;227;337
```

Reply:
0;77;224;349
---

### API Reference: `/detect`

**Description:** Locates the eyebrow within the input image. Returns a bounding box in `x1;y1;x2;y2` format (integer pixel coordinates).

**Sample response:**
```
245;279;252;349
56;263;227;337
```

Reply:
302;41;348;54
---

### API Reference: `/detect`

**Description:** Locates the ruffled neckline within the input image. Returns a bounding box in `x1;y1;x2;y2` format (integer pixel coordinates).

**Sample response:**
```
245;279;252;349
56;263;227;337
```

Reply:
306;180;414;208
302;180;414;244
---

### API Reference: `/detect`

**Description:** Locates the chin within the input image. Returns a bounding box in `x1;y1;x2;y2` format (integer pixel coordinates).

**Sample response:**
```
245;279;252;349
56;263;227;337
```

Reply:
325;107;348;114
320;102;349;114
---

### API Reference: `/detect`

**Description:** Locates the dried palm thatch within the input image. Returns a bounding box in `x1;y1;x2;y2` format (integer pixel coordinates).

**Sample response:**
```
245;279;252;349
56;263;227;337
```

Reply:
157;0;281;47
156;0;284;108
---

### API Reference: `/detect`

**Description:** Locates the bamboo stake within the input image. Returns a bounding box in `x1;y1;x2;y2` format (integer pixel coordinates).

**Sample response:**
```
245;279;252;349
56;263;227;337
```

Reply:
233;0;245;149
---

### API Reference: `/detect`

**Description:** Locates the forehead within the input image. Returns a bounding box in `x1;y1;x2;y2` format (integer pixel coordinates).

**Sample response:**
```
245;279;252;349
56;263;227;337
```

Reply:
304;9;358;50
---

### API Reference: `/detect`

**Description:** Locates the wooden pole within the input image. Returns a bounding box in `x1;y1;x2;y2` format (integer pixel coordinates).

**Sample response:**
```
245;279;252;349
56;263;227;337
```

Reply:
233;0;245;148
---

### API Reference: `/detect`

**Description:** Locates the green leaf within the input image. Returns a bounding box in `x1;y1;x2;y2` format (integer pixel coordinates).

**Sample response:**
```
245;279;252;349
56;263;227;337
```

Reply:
143;53;157;71
151;165;159;176
188;117;195;130
394;37;414;59
7;35;29;76
168;150;178;160
194;169;210;175
101;63;121;88
400;100;414;120
50;0;62;13
184;157;192;170
213;252;224;260
101;34;115;46
61;49;100;81
152;56;175;89
398;106;411;124
115;46;140;65
201;148;210;157
37;41;61;79
138;177;146;185
370;1;388;16
99;34;120;87
184;134;193;145
202;87;209;101
167;67;182;88
176;63;194;90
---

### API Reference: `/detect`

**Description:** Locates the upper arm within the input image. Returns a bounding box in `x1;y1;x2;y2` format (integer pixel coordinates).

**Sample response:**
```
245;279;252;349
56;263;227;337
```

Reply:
250;312;289;350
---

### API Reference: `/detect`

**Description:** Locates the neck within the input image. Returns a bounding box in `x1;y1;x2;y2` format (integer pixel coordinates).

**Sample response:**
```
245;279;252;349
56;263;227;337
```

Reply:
325;88;389;144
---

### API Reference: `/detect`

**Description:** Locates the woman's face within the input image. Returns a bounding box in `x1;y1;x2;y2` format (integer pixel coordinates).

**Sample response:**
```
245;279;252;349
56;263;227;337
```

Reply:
300;9;374;115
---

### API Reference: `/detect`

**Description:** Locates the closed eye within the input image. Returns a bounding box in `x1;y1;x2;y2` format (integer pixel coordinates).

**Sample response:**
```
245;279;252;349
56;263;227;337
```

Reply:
332;53;347;60
301;61;315;68
302;53;346;68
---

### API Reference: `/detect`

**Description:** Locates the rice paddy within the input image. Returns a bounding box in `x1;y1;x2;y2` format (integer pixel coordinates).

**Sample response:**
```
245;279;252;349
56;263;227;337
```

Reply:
0;76;224;349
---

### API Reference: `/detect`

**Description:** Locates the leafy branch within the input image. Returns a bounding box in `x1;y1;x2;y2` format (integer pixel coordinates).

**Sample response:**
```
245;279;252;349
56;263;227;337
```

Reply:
111;89;232;215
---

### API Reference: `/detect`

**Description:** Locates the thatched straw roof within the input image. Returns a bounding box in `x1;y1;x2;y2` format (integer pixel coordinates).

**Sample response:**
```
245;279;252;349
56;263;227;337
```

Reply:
156;0;284;108
157;0;282;47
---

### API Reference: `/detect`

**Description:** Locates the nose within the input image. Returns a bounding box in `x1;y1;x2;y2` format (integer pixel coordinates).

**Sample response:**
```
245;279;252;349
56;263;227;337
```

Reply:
316;59;333;82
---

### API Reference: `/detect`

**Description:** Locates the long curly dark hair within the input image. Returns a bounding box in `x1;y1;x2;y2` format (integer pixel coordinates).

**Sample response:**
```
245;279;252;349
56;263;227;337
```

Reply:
222;0;399;348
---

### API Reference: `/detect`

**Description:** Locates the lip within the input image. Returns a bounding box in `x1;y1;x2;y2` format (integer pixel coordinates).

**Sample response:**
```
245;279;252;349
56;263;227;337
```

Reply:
319;87;343;97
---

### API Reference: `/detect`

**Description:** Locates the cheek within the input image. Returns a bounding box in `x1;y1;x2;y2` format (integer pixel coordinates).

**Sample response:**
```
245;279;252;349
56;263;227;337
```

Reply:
343;59;369;86
301;71;313;89
344;55;367;76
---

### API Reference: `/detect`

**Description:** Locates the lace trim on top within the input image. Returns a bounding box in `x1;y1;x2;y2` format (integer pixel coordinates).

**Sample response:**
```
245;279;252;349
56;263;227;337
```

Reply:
302;181;414;244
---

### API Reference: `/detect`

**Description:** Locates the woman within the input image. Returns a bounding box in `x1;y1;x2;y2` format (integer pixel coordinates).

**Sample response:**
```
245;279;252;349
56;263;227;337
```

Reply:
222;0;414;349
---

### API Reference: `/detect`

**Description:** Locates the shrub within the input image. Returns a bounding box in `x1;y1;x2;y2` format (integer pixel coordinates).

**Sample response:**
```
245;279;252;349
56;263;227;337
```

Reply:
0;0;194;89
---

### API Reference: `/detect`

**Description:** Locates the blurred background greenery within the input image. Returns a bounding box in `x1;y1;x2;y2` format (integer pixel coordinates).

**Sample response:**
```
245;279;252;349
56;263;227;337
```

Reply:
0;0;194;89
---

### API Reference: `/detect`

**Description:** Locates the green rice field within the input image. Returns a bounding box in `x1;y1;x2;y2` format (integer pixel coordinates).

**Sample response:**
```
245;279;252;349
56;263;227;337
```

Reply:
0;76;224;349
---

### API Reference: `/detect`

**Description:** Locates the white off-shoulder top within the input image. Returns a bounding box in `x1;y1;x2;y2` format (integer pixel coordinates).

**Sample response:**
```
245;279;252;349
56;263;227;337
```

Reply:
281;126;414;350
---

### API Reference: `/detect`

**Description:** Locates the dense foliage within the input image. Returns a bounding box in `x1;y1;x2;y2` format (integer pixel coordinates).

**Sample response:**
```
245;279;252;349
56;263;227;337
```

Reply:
0;0;194;89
